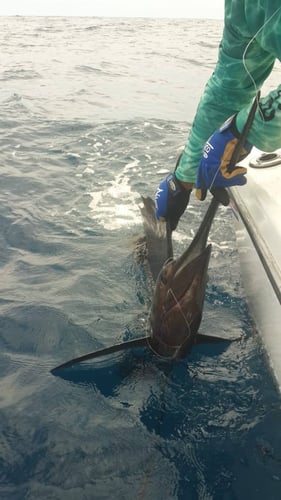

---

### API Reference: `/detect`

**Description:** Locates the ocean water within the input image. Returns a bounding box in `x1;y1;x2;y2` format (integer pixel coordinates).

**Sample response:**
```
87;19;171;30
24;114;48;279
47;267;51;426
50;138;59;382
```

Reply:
1;16;281;500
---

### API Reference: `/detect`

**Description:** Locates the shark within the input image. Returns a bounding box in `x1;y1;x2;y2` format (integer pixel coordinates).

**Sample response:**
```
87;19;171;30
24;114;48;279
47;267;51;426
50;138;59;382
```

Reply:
51;195;231;372
141;195;228;359
51;94;260;373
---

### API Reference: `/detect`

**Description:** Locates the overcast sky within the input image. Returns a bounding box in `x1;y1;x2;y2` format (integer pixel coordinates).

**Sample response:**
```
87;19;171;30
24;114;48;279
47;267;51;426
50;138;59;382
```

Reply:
1;0;224;19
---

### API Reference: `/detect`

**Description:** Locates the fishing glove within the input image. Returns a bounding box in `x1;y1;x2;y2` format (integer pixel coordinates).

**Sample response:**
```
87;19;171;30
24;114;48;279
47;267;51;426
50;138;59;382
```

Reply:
195;115;252;201
155;172;191;231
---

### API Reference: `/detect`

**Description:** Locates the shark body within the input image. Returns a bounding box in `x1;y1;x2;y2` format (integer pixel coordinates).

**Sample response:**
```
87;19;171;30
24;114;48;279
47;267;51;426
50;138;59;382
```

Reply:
52;196;231;372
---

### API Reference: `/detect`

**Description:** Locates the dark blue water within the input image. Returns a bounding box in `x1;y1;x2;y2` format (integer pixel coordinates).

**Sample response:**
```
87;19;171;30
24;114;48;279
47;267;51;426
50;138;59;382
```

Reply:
1;17;281;499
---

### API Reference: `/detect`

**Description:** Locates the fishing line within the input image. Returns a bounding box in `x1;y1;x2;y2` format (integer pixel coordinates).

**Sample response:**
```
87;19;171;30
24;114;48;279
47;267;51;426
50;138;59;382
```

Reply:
209;161;222;192
145;287;192;360
242;6;281;97
168;287;192;341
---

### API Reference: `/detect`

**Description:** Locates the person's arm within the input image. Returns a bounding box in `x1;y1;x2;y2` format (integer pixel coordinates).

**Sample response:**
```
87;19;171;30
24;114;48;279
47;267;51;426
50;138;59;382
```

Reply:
236;85;281;151
155;1;281;227
176;17;276;184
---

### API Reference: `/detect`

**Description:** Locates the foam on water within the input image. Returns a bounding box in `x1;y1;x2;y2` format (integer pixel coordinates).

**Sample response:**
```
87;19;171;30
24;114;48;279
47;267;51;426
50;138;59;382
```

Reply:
89;157;142;230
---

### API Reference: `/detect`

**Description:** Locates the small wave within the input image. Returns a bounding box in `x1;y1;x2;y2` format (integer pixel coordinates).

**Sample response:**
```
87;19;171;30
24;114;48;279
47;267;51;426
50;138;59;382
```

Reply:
85;25;102;31
0;69;41;81
75;64;125;78
75;65;103;74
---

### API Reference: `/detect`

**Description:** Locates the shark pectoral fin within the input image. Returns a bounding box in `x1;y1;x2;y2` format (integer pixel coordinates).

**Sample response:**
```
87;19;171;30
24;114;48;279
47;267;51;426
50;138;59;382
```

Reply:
195;333;241;345
51;336;150;373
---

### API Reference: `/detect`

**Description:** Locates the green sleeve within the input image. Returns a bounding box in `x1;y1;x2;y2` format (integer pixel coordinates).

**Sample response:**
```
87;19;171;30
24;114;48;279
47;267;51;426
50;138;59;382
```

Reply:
236;86;281;151
176;0;280;183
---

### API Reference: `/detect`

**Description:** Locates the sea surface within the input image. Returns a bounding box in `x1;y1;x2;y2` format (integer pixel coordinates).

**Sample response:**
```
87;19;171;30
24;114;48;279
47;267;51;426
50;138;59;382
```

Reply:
1;16;281;500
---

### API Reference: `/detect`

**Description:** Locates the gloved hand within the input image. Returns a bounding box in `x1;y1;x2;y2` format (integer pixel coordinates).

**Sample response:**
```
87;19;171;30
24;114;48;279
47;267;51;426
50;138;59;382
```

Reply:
155;172;191;231
196;115;252;201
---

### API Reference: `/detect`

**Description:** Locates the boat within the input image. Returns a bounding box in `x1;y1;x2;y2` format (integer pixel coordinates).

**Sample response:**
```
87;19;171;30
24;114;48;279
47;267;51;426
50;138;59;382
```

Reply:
229;148;281;391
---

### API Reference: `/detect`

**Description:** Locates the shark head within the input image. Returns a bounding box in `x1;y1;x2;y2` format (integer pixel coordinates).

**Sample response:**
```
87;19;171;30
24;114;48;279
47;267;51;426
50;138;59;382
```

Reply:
148;243;212;359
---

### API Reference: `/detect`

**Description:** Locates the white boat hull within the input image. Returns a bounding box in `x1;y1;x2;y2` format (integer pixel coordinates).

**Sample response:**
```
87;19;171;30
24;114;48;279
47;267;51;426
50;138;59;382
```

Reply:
229;149;281;390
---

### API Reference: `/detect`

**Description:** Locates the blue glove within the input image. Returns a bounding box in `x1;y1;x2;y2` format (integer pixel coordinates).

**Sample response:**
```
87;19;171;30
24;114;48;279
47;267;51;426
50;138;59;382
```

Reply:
155;172;191;231
196;115;252;201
